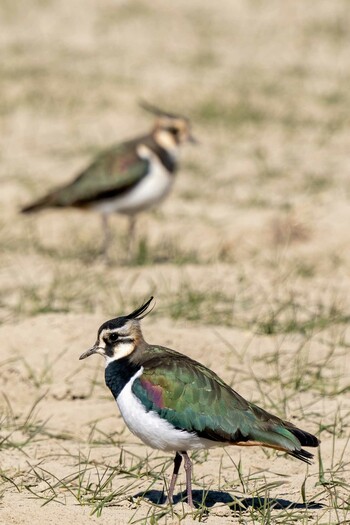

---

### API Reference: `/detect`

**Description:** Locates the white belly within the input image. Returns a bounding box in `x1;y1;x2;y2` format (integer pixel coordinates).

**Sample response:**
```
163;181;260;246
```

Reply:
93;158;174;216
116;368;218;452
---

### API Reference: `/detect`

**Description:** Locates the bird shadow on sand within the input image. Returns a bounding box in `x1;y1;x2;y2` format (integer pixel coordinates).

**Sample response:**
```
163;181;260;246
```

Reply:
135;489;323;512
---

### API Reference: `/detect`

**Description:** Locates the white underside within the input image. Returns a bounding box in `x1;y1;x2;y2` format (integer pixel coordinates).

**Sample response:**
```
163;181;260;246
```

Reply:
117;368;221;452
93;151;174;216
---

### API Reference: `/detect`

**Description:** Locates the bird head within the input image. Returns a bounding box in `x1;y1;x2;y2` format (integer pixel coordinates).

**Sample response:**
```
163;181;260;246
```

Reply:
79;297;154;364
140;101;197;148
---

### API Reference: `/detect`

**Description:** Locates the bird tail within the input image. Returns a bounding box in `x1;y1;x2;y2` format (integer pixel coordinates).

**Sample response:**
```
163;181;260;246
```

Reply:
266;423;320;464
240;404;320;465
21;194;55;213
289;448;314;464
285;426;320;464
287;426;320;448
245;401;320;464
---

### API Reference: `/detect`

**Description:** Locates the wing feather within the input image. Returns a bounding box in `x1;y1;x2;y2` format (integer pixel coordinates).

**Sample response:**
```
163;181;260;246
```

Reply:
131;354;318;461
52;143;149;206
22;140;149;211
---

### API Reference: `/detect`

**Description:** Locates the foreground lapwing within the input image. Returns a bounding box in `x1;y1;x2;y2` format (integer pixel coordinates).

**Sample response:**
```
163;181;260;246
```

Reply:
21;103;196;261
79;297;320;508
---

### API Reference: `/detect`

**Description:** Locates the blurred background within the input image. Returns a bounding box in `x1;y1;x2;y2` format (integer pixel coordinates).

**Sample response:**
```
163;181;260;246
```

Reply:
2;0;350;320
0;1;350;523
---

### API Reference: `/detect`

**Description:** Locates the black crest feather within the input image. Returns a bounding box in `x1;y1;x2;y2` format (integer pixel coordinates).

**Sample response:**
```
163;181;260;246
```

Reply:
139;100;186;121
97;297;154;335
126;296;154;320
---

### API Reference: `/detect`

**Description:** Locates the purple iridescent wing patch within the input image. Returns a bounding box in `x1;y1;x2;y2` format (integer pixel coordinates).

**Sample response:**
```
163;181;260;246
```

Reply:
139;378;165;409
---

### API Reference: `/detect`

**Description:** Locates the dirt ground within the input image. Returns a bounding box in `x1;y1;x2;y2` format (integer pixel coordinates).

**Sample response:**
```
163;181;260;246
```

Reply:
1;1;350;524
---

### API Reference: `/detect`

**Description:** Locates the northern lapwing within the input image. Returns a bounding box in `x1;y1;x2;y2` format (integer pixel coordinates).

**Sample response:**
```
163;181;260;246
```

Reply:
79;297;320;508
21;103;196;261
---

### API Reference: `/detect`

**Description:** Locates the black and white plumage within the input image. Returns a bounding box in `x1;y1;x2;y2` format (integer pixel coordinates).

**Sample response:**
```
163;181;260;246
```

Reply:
79;297;320;508
22;103;196;261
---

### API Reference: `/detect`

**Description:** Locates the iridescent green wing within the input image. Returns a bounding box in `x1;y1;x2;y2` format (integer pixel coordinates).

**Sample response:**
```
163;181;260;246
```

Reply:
132;352;302;452
50;140;149;206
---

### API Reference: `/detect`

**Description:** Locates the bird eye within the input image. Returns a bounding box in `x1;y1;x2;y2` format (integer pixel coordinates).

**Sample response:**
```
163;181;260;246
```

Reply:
109;333;119;343
168;126;179;135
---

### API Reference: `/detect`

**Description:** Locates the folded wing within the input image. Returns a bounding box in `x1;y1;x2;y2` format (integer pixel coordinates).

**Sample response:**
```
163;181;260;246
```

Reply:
22;140;149;212
132;355;319;463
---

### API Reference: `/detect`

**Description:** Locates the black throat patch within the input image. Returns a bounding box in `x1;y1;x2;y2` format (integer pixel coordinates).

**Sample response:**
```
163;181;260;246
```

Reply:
151;144;177;173
105;357;140;399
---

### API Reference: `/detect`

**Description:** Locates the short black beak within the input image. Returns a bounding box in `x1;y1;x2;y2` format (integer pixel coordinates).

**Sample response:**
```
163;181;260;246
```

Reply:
79;345;98;360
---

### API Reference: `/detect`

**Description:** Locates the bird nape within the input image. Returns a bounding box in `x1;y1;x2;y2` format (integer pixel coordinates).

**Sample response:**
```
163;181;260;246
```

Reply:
79;296;320;508
21;103;196;263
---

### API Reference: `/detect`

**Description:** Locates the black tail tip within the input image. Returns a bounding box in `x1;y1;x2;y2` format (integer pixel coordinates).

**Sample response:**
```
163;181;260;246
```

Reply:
139;100;187;121
290;448;314;465
289;427;320;449
21;203;38;213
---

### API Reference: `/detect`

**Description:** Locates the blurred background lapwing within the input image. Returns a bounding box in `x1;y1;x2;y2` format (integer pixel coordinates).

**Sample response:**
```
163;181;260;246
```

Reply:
79;297;320;508
21;102;196;262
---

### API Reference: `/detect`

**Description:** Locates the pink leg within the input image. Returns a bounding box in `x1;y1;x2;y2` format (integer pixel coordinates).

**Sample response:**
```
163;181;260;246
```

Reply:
126;215;136;261
181;451;194;508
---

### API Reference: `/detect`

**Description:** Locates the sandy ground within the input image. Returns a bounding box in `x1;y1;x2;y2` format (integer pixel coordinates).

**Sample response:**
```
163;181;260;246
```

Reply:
1;1;350;523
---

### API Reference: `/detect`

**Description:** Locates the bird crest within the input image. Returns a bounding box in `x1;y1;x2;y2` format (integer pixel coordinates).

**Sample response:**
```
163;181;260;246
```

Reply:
125;296;155;321
139;100;187;121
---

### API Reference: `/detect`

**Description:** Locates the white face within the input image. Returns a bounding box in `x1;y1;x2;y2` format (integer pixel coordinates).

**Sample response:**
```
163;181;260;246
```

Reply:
154;129;180;158
155;117;193;148
80;299;153;364
94;320;138;365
